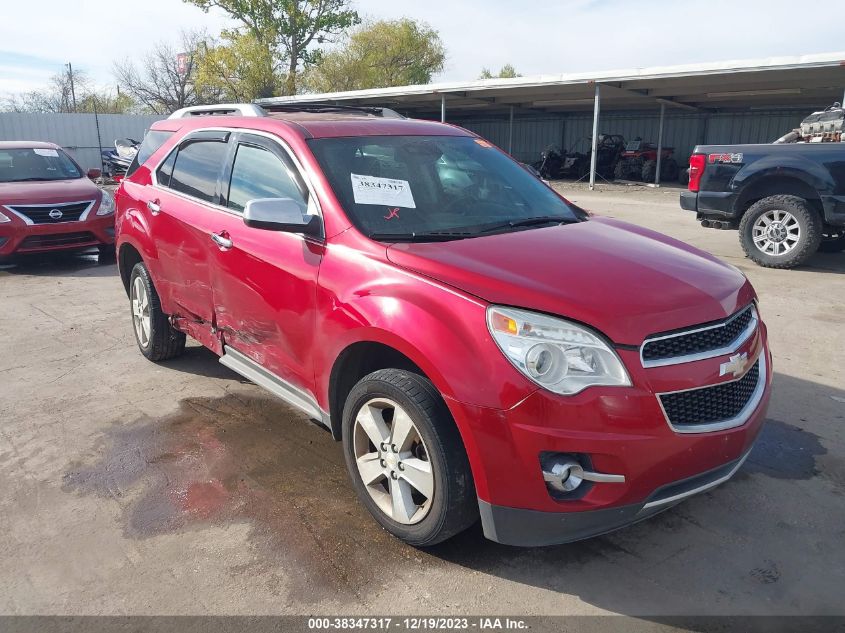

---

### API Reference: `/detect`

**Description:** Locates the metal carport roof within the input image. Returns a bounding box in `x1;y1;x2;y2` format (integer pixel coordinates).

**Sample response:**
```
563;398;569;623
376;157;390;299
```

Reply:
260;52;845;116
259;52;845;187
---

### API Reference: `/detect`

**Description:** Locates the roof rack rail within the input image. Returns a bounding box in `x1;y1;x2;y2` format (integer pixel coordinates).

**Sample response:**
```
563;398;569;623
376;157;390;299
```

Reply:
261;103;405;119
167;103;267;119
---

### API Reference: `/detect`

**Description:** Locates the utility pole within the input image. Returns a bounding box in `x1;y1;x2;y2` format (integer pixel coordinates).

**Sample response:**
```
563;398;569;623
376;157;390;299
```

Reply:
66;62;77;112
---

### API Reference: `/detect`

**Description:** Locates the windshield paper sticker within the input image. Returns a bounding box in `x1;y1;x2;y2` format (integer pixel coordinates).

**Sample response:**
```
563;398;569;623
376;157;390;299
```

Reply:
33;148;59;157
351;174;416;209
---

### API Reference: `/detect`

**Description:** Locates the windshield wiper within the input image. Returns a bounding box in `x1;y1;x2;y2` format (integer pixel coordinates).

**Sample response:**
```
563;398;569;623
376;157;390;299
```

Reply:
477;216;572;234
368;230;473;242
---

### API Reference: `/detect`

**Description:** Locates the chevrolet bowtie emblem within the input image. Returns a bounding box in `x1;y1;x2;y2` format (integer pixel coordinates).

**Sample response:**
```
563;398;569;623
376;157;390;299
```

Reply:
720;352;749;378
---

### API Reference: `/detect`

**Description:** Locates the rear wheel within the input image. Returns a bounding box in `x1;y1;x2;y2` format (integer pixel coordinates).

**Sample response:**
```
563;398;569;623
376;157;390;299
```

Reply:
342;369;477;546
819;230;845;253
129;262;186;361
739;195;822;268
641;160;657;183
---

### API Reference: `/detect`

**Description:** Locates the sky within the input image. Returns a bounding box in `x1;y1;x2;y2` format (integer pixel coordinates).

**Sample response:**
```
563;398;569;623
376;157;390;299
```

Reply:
0;0;843;100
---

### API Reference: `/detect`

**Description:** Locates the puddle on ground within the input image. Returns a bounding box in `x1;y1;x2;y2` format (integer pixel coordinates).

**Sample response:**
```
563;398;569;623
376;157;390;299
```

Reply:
62;392;438;603
746;419;827;481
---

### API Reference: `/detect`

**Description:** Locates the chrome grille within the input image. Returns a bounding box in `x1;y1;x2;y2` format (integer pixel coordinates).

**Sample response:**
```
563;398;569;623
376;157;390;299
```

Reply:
6;200;94;224
641;305;757;367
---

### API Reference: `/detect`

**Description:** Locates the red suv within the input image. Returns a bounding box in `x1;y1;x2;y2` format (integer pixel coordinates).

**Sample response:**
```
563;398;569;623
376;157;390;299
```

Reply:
0;141;115;259
115;104;771;547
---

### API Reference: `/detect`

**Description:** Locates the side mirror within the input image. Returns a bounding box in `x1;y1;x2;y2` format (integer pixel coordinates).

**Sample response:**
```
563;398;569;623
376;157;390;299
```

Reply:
243;198;322;236
87;168;102;179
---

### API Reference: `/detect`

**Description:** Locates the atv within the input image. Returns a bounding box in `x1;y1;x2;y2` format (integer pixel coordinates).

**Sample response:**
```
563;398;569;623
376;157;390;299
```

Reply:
614;138;679;182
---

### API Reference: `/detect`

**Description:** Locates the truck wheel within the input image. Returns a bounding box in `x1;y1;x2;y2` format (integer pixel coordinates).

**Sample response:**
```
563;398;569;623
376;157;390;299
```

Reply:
739;195;822;268
342;369;477;546
129;262;186;361
819;231;845;253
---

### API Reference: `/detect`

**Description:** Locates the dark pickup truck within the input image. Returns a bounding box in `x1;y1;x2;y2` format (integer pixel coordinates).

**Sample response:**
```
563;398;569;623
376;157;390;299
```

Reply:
680;142;845;268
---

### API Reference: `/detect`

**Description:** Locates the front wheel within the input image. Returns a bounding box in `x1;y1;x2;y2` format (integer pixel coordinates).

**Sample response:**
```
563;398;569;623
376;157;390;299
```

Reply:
129;262;186;361
739;195;822;268
342;369;477;546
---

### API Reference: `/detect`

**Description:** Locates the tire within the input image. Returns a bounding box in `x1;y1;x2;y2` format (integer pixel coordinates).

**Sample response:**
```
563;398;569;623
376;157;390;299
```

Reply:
129;262;186;361
678;168;690;186
613;161;628;180
662;158;679;182
739;195;822;269
98;244;116;263
342;369;477;546
819;230;845;253
641;160;657;183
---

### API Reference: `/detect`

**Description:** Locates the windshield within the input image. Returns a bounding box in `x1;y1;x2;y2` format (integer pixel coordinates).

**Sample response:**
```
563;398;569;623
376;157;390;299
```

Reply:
0;148;82;183
308;135;579;241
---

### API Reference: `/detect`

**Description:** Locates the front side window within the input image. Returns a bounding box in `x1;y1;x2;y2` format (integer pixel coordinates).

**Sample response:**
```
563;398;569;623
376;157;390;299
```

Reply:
307;135;579;241
0;148;82;183
167;140;228;203
227;143;307;213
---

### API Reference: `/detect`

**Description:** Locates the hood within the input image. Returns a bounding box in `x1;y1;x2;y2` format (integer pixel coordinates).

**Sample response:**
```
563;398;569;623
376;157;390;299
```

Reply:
0;178;101;206
386;217;753;345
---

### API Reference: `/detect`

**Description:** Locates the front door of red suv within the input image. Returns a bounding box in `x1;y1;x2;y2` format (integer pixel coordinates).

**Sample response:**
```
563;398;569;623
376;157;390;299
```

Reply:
149;132;230;347
210;132;323;396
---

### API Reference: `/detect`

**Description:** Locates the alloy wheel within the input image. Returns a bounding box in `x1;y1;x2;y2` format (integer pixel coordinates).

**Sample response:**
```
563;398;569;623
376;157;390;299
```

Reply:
751;209;801;256
352;397;434;525
131;276;151;348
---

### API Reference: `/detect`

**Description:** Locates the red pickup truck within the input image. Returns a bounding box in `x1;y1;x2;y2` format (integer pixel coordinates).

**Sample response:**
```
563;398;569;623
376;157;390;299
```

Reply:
115;104;771;547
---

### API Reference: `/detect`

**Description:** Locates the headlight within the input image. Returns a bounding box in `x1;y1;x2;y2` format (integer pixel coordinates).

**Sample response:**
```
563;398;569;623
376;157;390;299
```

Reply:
96;192;115;216
487;306;631;395
0;209;10;223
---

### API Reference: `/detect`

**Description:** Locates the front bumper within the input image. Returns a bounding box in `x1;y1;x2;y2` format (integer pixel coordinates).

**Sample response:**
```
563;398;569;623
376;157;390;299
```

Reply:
0;214;114;257
480;448;751;546
446;323;771;546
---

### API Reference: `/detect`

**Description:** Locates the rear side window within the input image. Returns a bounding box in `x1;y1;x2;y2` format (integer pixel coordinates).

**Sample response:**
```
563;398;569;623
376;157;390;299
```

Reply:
126;130;173;177
167;141;228;203
227;144;307;213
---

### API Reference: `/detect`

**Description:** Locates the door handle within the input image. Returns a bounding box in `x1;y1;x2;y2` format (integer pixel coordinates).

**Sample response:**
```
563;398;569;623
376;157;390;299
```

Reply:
211;231;233;250
146;199;161;215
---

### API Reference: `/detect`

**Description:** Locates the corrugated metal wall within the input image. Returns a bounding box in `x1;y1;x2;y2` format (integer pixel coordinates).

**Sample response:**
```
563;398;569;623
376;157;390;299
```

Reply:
0;113;165;169
454;109;808;164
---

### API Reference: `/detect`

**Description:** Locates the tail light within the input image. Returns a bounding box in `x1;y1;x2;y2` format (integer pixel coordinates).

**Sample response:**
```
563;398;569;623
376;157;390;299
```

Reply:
688;154;705;192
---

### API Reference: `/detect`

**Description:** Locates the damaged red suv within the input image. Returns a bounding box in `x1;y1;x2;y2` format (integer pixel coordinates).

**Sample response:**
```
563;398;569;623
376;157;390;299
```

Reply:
115;104;771;547
0;141;115;259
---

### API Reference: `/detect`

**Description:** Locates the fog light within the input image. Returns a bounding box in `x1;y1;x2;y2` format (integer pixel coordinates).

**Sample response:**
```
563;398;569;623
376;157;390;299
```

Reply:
541;453;626;497
542;457;584;493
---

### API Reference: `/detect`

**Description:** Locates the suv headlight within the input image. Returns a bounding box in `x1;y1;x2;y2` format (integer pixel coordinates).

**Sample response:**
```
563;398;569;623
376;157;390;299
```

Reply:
96;192;115;216
487;306;631;396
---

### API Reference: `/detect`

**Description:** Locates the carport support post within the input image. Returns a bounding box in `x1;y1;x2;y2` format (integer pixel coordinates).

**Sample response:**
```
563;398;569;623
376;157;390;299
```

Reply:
508;106;514;154
440;94;446;123
589;83;601;190
655;102;665;186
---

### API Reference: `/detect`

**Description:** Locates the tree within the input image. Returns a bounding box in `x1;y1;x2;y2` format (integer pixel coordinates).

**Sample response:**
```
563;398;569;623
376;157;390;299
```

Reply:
184;0;359;95
305;19;446;92
479;64;521;79
2;67;135;114
195;31;280;100
114;30;222;114
4;66;91;113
